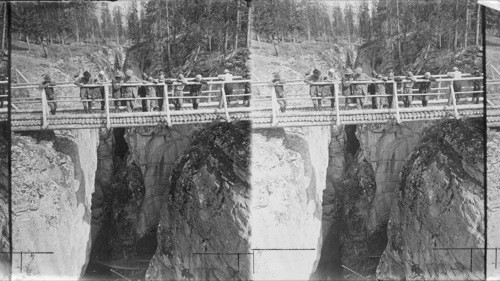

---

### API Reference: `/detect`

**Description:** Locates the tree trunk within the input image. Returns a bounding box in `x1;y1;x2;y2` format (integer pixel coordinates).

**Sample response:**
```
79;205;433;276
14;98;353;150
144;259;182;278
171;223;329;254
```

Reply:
235;0;240;50
396;0;402;68
475;3;480;46
1;5;5;50
464;0;469;48
247;0;252;48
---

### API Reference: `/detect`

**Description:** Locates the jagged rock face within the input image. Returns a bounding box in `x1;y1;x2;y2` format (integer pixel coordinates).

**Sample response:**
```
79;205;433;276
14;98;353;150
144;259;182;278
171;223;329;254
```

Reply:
0;123;9;279
251;127;330;280
12;129;99;278
146;122;251;281
487;129;500;279
356;122;429;239
377;119;485;280
125;125;195;237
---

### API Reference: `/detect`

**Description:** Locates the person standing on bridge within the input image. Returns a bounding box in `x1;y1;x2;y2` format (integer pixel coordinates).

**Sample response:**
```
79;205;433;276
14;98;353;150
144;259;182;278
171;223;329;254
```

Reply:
122;69;140;112
171;74;188;110
190;74;208;110
418;72;437;107
324;68;339;108
472;66;482;104
218;69;234;109
39;74;57;115
138;73;149;112
395;71;417;108
447;66;463;105
96;70;109;111
352;67;370;109
243;71;251;107
271;72;287;113
369;71;386;109
111;71;124;112
144;76;157;112
75;71;95;113
304;69;323;110
155;72;166;111
385;71;396;108
342;68;354;107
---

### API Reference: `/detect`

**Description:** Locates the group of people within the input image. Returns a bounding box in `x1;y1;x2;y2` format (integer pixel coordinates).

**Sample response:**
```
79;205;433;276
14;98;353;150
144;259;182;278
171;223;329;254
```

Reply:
40;69;252;115
271;66;482;113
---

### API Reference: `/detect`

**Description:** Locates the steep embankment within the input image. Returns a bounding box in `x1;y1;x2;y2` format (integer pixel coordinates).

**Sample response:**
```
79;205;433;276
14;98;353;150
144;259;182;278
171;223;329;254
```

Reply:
12;129;99;278
146;122;251;280
250;127;330;280
0;123;9;279
378;119;485;280
488;128;500;280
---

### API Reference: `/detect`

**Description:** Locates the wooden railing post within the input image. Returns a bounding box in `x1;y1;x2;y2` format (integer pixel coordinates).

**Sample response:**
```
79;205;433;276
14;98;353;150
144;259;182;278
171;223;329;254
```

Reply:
270;86;278;126
437;80;442;100
41;88;48;129
208;83;213;103
393;81;401;123
163;83;172;127
104;85;111;129
334;82;340;126
450;84;460;119
221;87;231;121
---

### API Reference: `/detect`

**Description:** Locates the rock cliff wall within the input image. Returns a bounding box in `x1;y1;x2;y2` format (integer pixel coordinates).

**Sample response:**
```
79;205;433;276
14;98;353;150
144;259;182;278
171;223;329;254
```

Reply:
377;119;485;280
146;122;251;281
250;126;330;280
488;129;500;279
0;123;9;279
12;129;99;278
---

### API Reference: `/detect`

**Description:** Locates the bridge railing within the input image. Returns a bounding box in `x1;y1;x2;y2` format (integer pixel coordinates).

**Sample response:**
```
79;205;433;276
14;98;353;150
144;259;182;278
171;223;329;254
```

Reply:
11;79;252;129
252;76;483;126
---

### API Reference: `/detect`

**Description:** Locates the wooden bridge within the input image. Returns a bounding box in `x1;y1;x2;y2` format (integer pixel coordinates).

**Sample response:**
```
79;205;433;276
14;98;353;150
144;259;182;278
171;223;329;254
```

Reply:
8;75;493;131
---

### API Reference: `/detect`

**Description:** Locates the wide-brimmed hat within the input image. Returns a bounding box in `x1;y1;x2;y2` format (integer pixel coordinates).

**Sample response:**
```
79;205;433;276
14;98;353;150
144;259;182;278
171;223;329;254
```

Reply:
313;69;321;75
224;69;230;74
195;74;202;80
424;72;431;78
125;69;134;77
345;68;353;75
83;71;91;78
115;70;124;77
355;67;363;74
453;66;459;71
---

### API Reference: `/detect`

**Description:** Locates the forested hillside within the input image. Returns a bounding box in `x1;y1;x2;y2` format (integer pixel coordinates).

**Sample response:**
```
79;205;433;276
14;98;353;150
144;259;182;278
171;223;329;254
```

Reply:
11;0;251;78
253;0;482;74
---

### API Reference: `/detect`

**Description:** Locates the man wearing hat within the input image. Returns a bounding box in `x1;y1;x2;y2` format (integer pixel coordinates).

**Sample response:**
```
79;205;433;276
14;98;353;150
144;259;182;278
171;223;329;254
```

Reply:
369;70;387;109
122;69;140;112
169;74;188;110
304;69;323;110
138;73;149;112
385;71;396;108
418;72;437;107
75;70;96;113
395;71;417;108
447;66;463;104
352;67;370;108
472;66;482;104
39;74;57;115
111;70;124;112
342;68;354;107
96;70;109;111
189;74;208;110
155;71;166;111
218;69;234;109
323;68;340;108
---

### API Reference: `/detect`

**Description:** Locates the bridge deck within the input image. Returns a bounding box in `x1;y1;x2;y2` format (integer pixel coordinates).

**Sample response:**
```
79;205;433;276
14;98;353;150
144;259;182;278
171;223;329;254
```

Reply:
9;76;496;131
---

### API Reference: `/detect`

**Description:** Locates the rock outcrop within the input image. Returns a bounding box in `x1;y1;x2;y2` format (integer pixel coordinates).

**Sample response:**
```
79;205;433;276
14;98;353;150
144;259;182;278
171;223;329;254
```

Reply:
146;122;251;281
12;129;99;278
377;119;485;280
488;129;500;279
251;126;330;280
0;123;9;279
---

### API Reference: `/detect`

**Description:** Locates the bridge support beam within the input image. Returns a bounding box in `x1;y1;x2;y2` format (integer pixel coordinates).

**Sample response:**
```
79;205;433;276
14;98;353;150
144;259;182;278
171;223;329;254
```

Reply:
104;86;111;129
393;81;401;124
41;88;48;129
334;83;340;126
163;84;172;127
